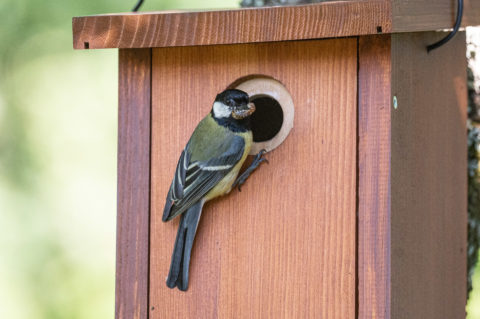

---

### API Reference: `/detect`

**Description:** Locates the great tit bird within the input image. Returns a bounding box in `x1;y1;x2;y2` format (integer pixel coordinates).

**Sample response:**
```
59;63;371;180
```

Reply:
163;89;267;291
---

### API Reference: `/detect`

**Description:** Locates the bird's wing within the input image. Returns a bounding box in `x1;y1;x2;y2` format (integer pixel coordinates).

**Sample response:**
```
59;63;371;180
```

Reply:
162;134;245;222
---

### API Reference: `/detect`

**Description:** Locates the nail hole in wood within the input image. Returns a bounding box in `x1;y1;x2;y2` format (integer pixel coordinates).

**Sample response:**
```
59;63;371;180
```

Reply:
84;42;90;49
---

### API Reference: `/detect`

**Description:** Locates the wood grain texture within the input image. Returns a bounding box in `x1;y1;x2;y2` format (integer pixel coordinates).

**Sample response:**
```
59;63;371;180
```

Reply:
391;32;467;318
392;0;480;32
116;49;151;319
72;1;391;49
150;39;357;318
358;34;391;319
72;0;480;50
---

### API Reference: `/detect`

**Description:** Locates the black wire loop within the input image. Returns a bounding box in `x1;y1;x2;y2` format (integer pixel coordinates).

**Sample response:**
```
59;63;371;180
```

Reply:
427;0;464;52
132;0;144;12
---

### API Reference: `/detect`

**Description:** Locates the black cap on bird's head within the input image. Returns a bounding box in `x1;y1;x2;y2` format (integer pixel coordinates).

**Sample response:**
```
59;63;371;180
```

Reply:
215;89;249;106
213;89;256;120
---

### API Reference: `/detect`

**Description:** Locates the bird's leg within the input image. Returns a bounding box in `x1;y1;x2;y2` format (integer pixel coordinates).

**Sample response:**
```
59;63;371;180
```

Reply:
233;149;268;191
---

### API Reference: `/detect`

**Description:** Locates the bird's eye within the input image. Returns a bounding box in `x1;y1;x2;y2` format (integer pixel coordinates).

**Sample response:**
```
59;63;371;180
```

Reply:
227;98;235;106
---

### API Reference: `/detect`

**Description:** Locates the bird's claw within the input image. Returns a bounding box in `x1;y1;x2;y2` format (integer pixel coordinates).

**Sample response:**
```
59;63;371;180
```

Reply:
247;151;266;172
253;149;268;165
234;149;268;192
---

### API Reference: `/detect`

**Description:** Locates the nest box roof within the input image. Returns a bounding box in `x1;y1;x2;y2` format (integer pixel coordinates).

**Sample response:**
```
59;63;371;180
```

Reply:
72;0;480;50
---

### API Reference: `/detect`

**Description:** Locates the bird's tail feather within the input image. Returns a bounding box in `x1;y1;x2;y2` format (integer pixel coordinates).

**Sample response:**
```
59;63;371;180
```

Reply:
166;200;204;291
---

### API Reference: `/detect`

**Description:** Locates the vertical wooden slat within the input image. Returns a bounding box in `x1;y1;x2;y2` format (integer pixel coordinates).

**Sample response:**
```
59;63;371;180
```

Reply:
358;34;392;319
390;32;467;319
149;39;357;318
358;32;467;318
116;48;152;319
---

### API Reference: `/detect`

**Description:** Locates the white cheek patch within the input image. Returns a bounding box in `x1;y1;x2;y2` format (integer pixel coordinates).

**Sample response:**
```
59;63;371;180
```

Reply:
213;102;231;118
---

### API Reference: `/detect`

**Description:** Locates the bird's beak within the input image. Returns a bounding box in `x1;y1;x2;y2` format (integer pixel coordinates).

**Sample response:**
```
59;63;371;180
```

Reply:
232;102;256;120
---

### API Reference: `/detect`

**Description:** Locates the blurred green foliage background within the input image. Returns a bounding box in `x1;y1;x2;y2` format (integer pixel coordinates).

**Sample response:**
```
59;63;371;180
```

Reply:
1;0;480;318
0;0;236;318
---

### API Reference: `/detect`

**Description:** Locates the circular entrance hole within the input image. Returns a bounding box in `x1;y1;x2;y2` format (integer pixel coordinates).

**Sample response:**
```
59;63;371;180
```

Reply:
250;95;284;143
232;76;294;154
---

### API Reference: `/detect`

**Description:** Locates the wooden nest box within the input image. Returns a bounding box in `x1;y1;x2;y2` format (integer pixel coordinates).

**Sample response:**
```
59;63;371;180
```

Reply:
73;1;480;318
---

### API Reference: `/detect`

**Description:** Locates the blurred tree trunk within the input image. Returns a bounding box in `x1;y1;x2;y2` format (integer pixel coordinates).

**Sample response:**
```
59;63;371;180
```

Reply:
468;47;480;298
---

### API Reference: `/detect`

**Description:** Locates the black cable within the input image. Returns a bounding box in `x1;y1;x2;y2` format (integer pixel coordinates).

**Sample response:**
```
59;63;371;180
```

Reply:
427;0;463;52
132;0;144;12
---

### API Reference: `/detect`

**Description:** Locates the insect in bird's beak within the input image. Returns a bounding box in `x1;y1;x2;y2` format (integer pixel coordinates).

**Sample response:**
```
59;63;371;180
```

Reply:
232;102;256;120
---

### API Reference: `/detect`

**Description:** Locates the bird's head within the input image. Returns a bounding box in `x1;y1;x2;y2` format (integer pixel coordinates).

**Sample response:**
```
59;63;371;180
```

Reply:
212;89;255;120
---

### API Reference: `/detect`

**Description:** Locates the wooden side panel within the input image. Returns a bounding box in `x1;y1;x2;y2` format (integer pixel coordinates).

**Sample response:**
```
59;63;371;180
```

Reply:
392;0;480;32
116;49;151;319
150;39;357;318
72;0;391;49
358;35;392;319
391;32;467;318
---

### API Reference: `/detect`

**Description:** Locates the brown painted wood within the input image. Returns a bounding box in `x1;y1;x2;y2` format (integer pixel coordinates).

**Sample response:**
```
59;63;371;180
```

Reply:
392;0;480;32
116;48;151;319
149;39;357;318
390;32;467;318
358;34;391;319
72;0;480;50
72;0;391;49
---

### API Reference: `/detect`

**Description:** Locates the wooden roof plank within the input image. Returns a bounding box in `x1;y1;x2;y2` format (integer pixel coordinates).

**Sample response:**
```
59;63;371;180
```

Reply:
72;0;480;50
73;1;391;49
